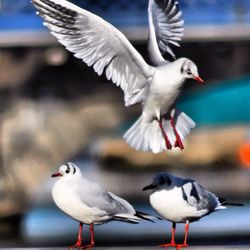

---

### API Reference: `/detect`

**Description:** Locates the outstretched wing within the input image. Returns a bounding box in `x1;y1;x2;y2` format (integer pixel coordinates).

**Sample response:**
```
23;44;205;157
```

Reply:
32;0;154;106
148;0;184;65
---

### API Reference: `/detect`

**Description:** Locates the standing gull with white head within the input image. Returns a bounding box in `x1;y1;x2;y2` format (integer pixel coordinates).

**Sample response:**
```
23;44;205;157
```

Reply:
51;162;154;248
32;0;204;153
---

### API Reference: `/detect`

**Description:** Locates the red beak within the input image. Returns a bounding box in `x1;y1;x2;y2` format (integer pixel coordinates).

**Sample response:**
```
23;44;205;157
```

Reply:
51;172;63;178
194;75;204;85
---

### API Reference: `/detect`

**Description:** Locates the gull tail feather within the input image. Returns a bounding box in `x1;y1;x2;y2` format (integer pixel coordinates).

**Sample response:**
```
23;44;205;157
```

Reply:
123;115;163;153
123;111;195;153
135;211;161;222
114;214;140;224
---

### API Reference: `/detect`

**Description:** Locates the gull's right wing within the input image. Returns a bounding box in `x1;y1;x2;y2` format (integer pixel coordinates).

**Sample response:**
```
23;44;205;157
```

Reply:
148;0;184;65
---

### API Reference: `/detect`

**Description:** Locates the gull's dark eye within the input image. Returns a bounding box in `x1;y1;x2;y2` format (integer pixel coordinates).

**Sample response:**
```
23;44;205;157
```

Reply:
159;176;165;185
187;70;192;75
65;169;70;174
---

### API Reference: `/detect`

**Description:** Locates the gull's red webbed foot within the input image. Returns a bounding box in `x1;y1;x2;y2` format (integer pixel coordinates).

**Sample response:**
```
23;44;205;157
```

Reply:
175;243;189;249
69;241;82;248
159;242;177;248
79;243;95;249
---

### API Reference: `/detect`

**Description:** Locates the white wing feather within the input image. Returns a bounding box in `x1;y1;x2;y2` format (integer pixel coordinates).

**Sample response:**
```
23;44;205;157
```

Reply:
148;0;184;65
32;0;154;106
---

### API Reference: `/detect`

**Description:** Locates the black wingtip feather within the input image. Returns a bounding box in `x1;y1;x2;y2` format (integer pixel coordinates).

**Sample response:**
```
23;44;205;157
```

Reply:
114;216;139;224
219;198;244;206
135;212;154;223
33;0;77;17
223;202;244;207
135;211;162;222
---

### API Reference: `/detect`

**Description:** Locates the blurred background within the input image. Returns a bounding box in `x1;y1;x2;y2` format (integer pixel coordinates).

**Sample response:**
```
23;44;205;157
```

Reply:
0;0;250;248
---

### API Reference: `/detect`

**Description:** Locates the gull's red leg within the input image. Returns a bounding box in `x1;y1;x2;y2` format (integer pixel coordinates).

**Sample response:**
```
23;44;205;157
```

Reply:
70;222;83;248
183;221;189;246
80;223;95;249
159;119;172;150
175;221;189;249
170;117;184;150
170;222;176;245
159;222;177;247
90;223;95;246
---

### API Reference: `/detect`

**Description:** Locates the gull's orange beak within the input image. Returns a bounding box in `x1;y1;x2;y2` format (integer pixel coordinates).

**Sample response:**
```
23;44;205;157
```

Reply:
193;75;204;85
51;172;63;178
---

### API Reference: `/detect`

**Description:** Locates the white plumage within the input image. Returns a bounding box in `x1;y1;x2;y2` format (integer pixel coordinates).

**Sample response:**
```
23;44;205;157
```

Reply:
143;172;243;248
51;162;154;248
149;186;209;223
32;0;203;153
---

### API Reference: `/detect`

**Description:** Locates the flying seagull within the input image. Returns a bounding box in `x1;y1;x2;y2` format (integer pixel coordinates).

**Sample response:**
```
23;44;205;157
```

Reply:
32;0;204;153
143;172;243;249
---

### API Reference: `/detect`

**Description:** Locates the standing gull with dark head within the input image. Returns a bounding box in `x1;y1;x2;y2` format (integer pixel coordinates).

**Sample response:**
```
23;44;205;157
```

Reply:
143;172;243;249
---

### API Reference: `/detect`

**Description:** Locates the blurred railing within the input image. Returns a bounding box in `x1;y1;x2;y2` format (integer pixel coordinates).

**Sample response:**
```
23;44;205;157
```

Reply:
0;0;250;47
